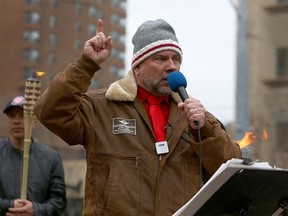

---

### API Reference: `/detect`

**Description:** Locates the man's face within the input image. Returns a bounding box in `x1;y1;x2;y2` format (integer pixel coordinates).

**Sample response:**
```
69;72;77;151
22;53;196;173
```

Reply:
134;50;181;96
6;107;24;140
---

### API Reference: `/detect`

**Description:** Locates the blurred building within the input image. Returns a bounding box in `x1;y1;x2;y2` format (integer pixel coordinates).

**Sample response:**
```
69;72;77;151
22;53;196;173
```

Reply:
235;0;288;168
0;0;126;215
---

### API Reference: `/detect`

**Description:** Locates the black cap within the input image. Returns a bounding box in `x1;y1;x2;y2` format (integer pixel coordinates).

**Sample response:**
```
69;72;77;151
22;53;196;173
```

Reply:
3;96;25;114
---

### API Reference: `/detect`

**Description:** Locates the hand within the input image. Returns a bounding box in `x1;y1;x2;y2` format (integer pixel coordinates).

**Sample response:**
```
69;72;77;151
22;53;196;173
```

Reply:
83;19;113;65
13;199;25;208
178;98;206;129
6;199;35;216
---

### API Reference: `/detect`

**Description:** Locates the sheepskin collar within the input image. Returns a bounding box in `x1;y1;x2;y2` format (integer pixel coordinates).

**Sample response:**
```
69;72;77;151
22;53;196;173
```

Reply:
105;70;182;103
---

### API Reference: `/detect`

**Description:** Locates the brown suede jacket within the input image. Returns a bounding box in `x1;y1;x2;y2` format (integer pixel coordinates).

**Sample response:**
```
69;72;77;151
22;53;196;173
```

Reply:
34;55;242;216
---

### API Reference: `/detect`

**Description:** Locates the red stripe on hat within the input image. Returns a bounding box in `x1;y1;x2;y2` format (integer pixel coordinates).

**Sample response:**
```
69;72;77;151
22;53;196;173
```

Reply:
132;43;182;66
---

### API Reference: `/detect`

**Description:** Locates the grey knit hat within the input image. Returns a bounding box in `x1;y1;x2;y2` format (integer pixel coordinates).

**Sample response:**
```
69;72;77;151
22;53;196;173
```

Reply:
131;19;182;68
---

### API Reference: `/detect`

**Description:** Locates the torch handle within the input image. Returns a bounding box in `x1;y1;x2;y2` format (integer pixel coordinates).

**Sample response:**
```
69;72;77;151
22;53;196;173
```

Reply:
21;138;31;199
21;76;41;199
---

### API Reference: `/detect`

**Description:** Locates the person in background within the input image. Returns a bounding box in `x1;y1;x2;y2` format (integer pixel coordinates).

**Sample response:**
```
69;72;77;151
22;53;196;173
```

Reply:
34;19;242;215
0;95;66;216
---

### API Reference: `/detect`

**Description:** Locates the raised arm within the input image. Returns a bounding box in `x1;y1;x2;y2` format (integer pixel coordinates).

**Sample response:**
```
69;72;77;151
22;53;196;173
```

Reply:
34;19;112;145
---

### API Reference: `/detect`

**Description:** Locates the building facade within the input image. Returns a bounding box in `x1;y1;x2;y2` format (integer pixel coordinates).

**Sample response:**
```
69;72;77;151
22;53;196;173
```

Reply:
0;0;126;137
0;0;126;214
236;0;288;168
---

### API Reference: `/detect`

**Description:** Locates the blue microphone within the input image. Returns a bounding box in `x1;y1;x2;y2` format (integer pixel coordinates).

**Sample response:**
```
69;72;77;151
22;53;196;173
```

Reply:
168;71;199;127
167;71;189;101
168;72;201;187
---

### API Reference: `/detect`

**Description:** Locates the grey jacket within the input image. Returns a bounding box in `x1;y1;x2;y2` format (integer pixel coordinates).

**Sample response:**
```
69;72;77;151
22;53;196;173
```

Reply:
0;138;66;216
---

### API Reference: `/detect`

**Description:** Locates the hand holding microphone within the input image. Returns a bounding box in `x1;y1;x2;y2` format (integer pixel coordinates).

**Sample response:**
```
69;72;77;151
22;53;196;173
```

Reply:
167;71;206;129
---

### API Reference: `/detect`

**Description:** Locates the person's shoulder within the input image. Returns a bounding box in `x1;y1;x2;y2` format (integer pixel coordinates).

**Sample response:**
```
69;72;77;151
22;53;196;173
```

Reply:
0;137;8;148
32;142;63;169
84;88;109;104
86;88;107;98
33;141;60;157
0;138;9;159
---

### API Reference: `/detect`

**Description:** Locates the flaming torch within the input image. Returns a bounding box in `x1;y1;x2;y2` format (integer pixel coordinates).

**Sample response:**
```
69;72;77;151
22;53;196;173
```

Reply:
237;129;269;159
21;71;45;199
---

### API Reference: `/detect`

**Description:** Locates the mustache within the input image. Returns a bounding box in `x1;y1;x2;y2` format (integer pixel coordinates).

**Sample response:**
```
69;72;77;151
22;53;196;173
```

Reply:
163;75;169;79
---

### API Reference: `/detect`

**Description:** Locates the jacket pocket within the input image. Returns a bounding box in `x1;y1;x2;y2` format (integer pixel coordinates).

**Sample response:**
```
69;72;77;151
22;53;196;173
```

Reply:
92;152;141;215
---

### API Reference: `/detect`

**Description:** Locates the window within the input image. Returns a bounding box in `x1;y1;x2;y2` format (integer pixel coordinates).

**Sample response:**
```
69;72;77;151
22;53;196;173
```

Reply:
109;66;125;77
88;6;103;19
23;30;40;43
90;80;101;89
110;31;125;44
75;2;82;14
111;0;126;12
51;0;58;8
278;0;288;3
23;48;40;61
48;33;56;46
277;48;288;77
24;11;41;24
26;0;42;4
75;21;82;32
87;24;96;36
74;39;82;51
49;15;57;27
276;121;288;151
23;68;35;79
110;14;126;27
48;52;56;64
111;48;125;61
88;5;96;17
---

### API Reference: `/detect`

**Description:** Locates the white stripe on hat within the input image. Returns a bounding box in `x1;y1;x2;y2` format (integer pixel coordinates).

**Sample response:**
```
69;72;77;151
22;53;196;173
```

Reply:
131;39;182;69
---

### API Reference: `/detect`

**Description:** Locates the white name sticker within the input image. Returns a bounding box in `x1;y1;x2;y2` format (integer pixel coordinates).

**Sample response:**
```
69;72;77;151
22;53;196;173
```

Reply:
155;141;169;155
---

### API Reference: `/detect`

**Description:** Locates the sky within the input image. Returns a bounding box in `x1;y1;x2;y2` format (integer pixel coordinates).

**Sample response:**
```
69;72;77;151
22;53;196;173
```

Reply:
125;0;238;125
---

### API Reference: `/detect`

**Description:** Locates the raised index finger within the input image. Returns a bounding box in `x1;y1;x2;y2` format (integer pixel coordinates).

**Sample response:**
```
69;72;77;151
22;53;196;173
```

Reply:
96;19;103;34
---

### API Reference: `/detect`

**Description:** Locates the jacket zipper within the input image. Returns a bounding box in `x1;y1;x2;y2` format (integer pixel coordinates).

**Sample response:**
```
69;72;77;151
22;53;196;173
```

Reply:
93;152;141;168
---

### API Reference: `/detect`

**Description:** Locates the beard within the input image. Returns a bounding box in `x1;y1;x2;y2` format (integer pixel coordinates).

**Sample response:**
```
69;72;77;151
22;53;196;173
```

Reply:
141;74;172;96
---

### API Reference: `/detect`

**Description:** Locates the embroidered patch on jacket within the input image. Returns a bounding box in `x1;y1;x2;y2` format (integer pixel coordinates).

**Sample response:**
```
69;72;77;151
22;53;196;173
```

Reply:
113;118;136;135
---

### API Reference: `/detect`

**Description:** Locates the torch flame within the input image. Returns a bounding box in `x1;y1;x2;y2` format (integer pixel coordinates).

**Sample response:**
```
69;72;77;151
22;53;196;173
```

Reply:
237;129;268;149
262;129;268;141
35;71;46;77
238;132;257;149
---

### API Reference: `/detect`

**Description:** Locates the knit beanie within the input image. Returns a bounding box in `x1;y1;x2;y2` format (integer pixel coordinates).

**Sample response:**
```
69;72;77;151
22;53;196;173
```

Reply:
131;19;182;69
